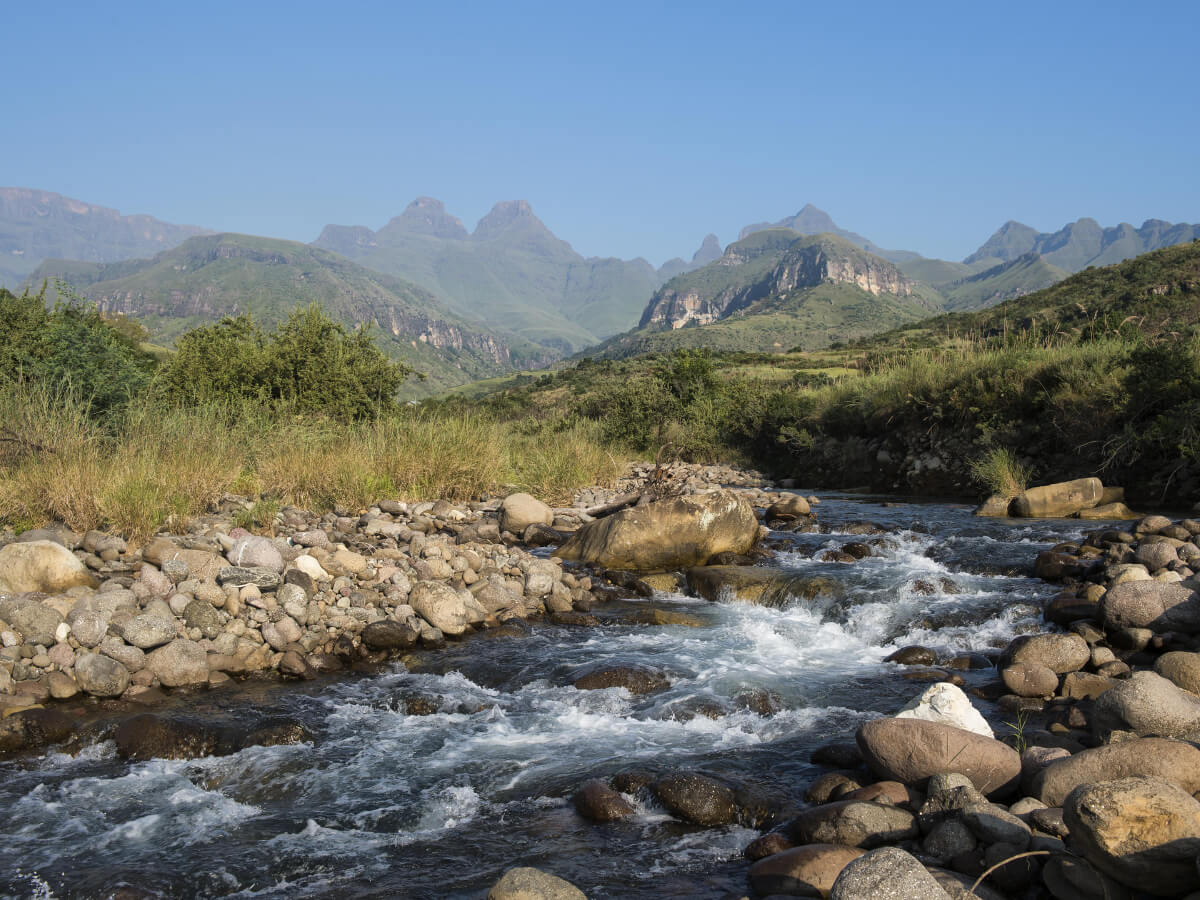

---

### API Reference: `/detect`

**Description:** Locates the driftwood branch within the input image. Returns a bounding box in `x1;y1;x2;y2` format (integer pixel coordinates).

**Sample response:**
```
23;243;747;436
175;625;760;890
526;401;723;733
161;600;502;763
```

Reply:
583;491;642;519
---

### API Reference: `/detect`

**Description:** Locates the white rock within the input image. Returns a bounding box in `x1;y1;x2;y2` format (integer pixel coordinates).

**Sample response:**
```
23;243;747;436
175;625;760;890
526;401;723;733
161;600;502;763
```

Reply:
293;554;331;582
895;682;994;737
54;622;71;643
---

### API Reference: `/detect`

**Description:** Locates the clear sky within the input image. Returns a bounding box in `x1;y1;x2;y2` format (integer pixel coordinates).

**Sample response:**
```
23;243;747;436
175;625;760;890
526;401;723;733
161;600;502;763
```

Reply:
5;0;1198;265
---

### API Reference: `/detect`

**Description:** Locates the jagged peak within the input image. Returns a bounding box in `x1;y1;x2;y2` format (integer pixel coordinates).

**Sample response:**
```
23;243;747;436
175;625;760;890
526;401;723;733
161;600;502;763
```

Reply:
472;199;546;239
692;233;722;264
382;197;468;239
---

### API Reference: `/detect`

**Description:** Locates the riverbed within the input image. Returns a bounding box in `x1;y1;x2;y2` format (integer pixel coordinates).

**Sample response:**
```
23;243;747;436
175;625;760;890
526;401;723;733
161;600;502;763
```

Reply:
0;493;1100;899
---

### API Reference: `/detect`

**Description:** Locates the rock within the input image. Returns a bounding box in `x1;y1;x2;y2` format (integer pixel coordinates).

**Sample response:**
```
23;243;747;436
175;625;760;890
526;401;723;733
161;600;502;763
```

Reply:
1137;541;1180;571
327;548;368;576
1032;737;1200;805
181;600;221;640
68;610;108;648
748;844;865;897
573;665;669;695
1154;651;1200;694
47;671;78;699
1060;671;1116;700
555;490;759;572
291;555;331;582
1065;776;1200;896
227;536;284;573
684;565;798;604
1000;632;1090;674
409;581;475;636
572;779;635;822
651;773;736;826
785;800;919;848
1100;580;1200;633
100;636;145;672
922;819;977;863
143;545;223;581
1010;478;1103;518
487;867;585;900
217;566;281;590
113;714;232;760
74;652;131;697
974;495;1013;517
856;718;1020;797
146;640;209;687
473;580;525;616
120;614;179;650
1042;852;1134;900
1002;662;1059;698
0;598;63;646
360;620;419;651
894;682;993;737
744;832;794;860
829;847;952;899
960;803;1031;848
279;650;313;679
498;493;554;535
1092;670;1200;739
885;645;937;665
1078;501;1139;520
765;494;811;520
0;540;96;594
1137;514;1174;534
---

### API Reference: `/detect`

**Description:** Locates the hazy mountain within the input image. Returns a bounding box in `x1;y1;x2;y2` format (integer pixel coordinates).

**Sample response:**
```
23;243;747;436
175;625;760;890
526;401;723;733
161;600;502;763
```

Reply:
588;231;938;358
739;204;921;264
0;187;211;288
29;234;546;397
966;217;1200;272
656;234;723;280
313;198;700;354
937;252;1069;311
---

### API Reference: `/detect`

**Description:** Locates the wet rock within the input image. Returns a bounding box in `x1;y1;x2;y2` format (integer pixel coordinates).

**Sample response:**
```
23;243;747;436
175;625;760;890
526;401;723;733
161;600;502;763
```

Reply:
885;645;937;666
829;847;952;899
1032;737;1200;805
487;867;585;900
749;844;865;897
146;639;209;687
1010;478;1103;518
571;779;635;822
805;771;864;805
0;707;73;754
651;773;736;826
684;565;791;604
1092;670;1200;739
114;714;234;760
360;620;420;651
1065;775;1200;896
555;490;759;571
1100;580;1200;633
74;651;131;697
498;493;554;535
785;799;918;848
244;719;311;748
626;608;706;627
894;682;993;737
856;718;1021;797
743;831;794;860
811;741;863;769
1001;662;1059;698
1000;632;1090;674
573;665;669;695
0;540;96;594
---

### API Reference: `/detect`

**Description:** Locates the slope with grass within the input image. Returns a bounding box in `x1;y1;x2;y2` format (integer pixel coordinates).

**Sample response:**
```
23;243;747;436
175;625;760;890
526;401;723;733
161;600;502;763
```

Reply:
313;197;711;354
29;233;547;397
0;187;211;288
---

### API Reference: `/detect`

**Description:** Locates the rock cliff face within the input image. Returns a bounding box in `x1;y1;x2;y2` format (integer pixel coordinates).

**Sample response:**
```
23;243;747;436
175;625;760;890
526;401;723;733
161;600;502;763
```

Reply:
640;233;913;330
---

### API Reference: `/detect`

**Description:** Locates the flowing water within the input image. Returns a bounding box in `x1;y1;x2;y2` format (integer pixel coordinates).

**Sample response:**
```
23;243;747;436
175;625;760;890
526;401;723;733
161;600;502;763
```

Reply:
0;494;1105;899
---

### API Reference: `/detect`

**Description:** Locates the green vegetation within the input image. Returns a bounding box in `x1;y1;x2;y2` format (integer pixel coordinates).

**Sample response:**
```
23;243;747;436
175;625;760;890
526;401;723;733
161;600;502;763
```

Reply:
969;448;1033;499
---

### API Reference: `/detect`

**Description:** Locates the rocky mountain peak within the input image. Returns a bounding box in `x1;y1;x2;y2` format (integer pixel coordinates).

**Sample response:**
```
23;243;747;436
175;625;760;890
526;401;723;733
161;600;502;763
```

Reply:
383;197;468;239
472;200;545;240
692;234;722;265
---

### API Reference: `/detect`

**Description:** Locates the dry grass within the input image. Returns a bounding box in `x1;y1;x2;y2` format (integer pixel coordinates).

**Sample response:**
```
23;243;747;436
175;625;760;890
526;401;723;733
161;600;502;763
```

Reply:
0;386;627;541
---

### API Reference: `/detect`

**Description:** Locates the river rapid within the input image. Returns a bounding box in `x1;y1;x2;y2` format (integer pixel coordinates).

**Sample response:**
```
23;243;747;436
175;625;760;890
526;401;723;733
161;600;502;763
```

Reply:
0;493;1102;899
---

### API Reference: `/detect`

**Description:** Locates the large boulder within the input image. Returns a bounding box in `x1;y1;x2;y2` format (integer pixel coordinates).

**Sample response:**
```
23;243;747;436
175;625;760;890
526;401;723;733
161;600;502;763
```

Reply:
120;614;179;650
360;620;419;651
0;540;95;594
785;800;919;848
571;780;635;823
1154;651;1200;694
765;494;811;520
1032;737;1200;806
1010;477;1103;518
749;844;865;897
554;490;759;572
685;565;798;605
651;773;736;826
487;867;585;900
74;651;131;697
830;847;952;900
1092;670;1200;739
894;682;993;737
146;639;209;687
1000;632;1090;675
408;581;479;636
856;718;1020;797
0;597;64;646
498;493;554;535
1100;581;1200;633
1064;776;1200;896
226;536;285;574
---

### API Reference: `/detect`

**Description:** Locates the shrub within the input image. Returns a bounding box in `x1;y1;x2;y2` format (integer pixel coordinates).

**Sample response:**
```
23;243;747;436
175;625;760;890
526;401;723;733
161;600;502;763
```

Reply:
969;447;1033;499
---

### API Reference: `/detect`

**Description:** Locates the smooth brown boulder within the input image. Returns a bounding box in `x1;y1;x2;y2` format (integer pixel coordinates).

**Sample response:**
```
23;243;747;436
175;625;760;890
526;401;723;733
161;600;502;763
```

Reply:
1032;737;1200;806
856;718;1021;797
554;490;759;571
651;773;736;826
1100;581;1200;633
765;494;811;520
487;867;585;900
1000;632;1090;675
1155;651;1200;694
571;779;635;823
498;493;554;535
1065;776;1200;896
1010;478;1103;518
748;844;865;897
1092;670;1200;739
1001;662;1059;697
0;540;96;594
784;799;918;848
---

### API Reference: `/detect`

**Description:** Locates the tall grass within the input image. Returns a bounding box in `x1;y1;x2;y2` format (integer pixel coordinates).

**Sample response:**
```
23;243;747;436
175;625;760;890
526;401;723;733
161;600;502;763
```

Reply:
0;385;626;541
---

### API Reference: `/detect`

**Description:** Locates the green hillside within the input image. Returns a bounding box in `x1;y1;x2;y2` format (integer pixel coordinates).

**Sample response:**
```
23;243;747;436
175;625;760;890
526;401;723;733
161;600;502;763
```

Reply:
938;252;1069;310
29;233;544;397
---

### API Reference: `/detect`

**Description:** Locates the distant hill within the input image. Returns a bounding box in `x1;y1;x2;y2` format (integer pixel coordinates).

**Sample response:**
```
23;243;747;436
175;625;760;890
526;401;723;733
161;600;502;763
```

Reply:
935;252;1069;311
0;187;210;288
313;197;714;355
860;239;1200;348
965;216;1200;272
29;233;545;397
739;204;921;264
586;231;939;358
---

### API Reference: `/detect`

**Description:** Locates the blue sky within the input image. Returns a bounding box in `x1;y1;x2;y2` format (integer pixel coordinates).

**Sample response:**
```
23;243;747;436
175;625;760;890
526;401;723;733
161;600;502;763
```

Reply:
5;0;1198;264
